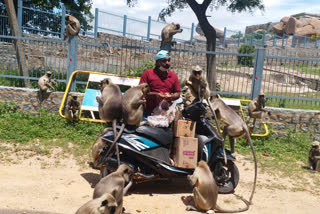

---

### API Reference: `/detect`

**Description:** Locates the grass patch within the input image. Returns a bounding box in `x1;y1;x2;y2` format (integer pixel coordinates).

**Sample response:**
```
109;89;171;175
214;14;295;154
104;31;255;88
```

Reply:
233;129;312;177
0;101;105;161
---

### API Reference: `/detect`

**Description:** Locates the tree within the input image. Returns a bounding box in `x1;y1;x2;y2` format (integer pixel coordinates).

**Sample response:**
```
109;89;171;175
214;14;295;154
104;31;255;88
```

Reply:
0;0;93;36
127;0;264;91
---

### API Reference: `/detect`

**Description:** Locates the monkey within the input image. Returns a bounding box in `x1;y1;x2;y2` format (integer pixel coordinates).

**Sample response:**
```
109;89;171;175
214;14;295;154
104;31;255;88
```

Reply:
91;128;112;169
64;14;80;40
122;83;150;126
181;85;195;107
185;65;211;102
67;95;80;119
247;93;270;132
38;71;56;93
185;160;250;213
75;193;117;214
96;78;123;165
93;164;134;214
208;94;257;205
309;141;320;172
247;94;270;120
160;23;183;50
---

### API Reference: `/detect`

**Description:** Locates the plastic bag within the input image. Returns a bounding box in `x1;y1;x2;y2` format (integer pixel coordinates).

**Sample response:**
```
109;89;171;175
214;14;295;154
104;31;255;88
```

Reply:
147;99;178;127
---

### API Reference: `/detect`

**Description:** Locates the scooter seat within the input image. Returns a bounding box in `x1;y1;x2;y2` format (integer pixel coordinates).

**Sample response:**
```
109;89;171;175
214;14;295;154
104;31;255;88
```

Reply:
135;125;173;148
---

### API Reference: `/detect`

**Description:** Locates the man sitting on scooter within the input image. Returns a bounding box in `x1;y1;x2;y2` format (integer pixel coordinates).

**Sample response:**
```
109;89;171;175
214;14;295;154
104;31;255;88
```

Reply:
139;50;181;116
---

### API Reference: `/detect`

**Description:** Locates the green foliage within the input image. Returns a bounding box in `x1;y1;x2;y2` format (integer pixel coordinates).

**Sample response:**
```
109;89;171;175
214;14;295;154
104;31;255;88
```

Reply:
126;61;155;77
0;103;105;144
237;44;255;67
0;101;20;114
0;0;93;36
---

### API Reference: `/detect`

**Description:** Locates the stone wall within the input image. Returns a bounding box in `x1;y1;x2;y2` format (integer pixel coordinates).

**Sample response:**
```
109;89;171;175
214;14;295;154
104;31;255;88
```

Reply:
1;86;319;140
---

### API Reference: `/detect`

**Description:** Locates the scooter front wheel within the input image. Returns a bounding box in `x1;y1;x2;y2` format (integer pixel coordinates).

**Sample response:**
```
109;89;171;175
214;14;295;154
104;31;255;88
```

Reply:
212;160;239;194
100;164;110;178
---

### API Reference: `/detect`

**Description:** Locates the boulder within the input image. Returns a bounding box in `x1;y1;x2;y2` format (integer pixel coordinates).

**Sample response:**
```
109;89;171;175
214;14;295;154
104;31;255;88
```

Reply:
285;17;297;35
280;16;290;24
295;25;315;36
273;22;284;35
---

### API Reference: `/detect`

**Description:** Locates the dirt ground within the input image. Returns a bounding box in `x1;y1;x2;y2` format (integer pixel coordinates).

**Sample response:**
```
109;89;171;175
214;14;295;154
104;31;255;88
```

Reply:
0;143;319;214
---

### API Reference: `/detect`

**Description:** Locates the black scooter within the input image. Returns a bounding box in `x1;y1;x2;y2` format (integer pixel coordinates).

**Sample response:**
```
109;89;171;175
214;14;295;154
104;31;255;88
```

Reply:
97;101;239;194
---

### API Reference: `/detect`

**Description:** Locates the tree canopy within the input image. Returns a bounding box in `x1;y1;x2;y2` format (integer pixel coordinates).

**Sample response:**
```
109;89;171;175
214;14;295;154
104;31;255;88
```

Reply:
0;0;93;36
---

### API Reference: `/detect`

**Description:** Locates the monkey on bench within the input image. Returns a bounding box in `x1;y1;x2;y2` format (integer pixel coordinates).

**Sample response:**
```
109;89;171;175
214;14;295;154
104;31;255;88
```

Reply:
64;14;80;40
160;23;183;51
208;94;257;205
185;160;250;213
93;164;134;214
75;193;117;214
247;93;270;132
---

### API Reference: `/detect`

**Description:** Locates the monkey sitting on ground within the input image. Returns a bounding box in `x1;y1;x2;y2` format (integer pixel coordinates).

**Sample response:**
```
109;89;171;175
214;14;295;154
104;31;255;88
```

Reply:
160;23;183;50
67;95;80;119
75;193;117;214
209;94;257;205
38;71;56;93
185;160;249;213
64;14;80;40
309;141;320;172
93;164;134;214
185;65;210;102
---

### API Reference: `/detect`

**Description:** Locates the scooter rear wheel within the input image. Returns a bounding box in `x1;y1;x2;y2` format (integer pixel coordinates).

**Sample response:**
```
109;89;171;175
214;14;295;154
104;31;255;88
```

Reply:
212;160;239;194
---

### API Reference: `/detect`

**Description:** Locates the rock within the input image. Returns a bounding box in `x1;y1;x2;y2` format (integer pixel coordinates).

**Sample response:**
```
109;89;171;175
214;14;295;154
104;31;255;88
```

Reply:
280;16;290;24
272;22;284;35
285;17;297;35
295;25;315;36
195;23;224;39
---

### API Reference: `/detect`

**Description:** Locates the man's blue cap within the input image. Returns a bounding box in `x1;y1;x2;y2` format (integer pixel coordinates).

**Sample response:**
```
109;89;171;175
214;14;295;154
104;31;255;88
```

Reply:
156;50;171;60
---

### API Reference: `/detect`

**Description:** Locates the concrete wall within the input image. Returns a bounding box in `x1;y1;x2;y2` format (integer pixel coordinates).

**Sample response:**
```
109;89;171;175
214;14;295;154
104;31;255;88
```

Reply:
1;86;319;140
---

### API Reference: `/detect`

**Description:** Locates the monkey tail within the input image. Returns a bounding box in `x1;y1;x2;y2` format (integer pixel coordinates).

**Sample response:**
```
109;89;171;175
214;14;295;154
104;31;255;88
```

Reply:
215;194;250;213
103;123;126;167
243;125;258;205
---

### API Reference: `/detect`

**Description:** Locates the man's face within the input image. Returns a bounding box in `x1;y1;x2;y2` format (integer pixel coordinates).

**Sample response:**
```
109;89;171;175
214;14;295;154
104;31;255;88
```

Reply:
158;58;171;70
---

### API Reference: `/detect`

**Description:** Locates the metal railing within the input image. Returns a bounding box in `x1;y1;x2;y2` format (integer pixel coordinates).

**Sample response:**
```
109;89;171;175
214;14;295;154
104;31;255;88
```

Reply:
1;33;320;109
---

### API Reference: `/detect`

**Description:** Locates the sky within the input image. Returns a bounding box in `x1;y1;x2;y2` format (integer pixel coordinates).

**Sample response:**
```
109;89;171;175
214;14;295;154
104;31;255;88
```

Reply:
91;0;320;38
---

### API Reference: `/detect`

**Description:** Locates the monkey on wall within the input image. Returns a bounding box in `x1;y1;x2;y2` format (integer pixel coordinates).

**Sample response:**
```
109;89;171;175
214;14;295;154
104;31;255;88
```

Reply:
208;94;257;205
64;14;80;40
66;95;80;119
38;71;56;93
93;164;134;214
160;23;183;51
185;161;249;213
309;141;320;172
186;65;210;102
75;193;117;214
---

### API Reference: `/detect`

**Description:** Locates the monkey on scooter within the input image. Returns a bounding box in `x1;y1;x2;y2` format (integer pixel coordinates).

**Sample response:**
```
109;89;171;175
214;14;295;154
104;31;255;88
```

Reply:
208;94;258;205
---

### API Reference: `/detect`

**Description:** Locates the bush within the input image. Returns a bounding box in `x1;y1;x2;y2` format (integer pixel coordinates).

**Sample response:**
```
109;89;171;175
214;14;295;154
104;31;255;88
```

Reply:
126;61;155;77
237;44;255;67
